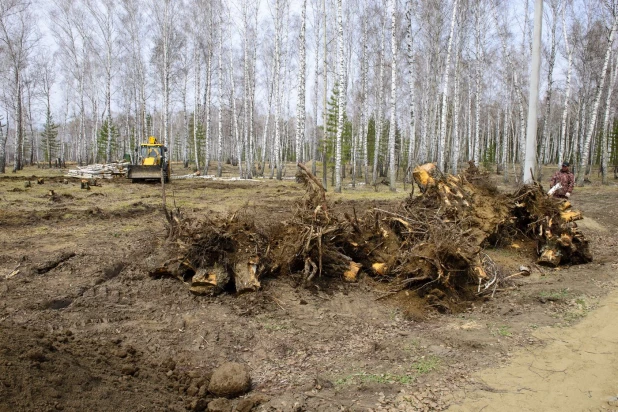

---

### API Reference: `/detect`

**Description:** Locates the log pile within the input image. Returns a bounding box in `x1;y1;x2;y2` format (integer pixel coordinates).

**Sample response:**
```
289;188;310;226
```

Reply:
66;162;129;179
147;163;592;307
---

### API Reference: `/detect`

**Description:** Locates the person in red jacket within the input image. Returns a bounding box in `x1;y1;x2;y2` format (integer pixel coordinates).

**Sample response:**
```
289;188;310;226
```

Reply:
549;162;575;199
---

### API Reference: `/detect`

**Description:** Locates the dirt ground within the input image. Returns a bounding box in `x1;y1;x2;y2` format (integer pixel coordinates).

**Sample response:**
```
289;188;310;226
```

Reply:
1;163;617;412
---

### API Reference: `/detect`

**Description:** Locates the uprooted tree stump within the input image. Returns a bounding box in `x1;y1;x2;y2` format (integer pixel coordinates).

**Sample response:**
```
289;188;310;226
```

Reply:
146;162;592;308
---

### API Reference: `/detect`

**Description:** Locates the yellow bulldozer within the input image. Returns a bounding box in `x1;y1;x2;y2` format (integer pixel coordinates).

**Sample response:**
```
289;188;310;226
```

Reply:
127;136;171;183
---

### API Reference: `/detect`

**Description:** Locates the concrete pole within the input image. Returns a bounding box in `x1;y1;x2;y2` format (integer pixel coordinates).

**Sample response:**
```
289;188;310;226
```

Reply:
524;0;543;183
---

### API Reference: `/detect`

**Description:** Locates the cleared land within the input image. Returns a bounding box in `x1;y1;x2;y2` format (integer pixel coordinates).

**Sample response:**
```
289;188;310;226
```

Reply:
0;163;617;411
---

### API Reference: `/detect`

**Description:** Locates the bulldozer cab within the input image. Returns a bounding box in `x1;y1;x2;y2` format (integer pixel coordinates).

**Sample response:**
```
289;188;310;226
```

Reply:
140;146;163;165
136;137;167;166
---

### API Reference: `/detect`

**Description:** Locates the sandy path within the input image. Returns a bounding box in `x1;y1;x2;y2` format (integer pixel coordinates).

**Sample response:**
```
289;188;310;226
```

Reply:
448;287;618;412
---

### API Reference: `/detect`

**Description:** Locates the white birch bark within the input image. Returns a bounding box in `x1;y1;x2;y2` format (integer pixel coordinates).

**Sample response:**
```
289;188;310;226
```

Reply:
311;0;321;175
295;0;307;165
540;0;559;166
334;0;344;193
601;52;618;184
373;19;386;184
474;3;482;166
204;49;212;173
451;31;461;174
216;10;224;177
438;0;458;171
274;0;282;180
242;2;251;178
387;0;398;191
405;0;416;173
193;44;200;170
578;13;618;186
361;7;369;184
523;0;544;183
558;4;573;162
230;44;243;178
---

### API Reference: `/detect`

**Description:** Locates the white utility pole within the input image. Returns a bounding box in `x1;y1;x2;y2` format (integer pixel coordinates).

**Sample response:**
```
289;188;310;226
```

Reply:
523;0;543;183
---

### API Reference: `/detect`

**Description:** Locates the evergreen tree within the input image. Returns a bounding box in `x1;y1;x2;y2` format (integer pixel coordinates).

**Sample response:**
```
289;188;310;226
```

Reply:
324;83;352;170
97;119;119;163
40;108;59;167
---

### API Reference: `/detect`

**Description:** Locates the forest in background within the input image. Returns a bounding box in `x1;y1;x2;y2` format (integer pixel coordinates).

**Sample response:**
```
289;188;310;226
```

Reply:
1;0;618;190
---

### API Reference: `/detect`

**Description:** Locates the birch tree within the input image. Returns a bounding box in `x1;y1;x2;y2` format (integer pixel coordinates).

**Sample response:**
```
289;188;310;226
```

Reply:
334;0;344;193
295;0;307;165
387;0;398;191
558;2;572;164
438;0;458;171
601;51;618;184
539;0;560;167
405;0;417;174
0;0;37;171
577;11;618;186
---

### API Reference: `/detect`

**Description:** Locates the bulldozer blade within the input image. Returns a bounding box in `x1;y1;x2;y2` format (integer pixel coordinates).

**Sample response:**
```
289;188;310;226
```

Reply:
127;165;162;181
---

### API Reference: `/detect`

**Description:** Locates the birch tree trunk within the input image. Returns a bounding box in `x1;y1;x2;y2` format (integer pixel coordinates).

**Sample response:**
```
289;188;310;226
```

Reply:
217;13;223;177
474;3;482;166
539;0;559;168
438;0;458;171
373;19;386;184
601;53;618;184
361;7;369;184
295;0;307;165
274;0;282;180
204;49;212;174
405;0;416;174
193;44;201;170
451;31;462;174
387;0;398;191
230;44;243;178
558;11;572;165
334;0;344;193
311;0;321;176
578;13;618;186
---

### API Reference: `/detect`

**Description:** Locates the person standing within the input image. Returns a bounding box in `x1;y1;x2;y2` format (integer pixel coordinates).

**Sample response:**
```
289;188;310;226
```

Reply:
549;162;575;199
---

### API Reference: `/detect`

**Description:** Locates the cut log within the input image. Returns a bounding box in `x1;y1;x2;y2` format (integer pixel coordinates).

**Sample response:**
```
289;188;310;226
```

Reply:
412;163;438;192
372;262;388;276
189;265;230;295
560;210;582;222
37;178;44;185
233;256;261;293
343;261;361;282
81;180;90;190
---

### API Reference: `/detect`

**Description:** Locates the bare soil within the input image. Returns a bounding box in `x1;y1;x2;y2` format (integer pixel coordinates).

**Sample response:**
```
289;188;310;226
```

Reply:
1;164;617;412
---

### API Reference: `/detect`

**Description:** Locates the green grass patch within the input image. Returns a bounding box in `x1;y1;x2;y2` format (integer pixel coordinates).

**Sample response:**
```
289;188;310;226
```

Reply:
538;289;570;301
412;355;440;374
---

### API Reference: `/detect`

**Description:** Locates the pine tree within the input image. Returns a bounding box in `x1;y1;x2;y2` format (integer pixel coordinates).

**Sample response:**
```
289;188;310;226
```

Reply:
41;108;59;168
324;83;352;175
97;119;119;163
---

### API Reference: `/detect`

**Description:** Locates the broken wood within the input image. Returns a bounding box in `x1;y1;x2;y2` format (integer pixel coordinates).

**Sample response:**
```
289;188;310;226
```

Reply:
190;265;230;295
233;256;261;293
